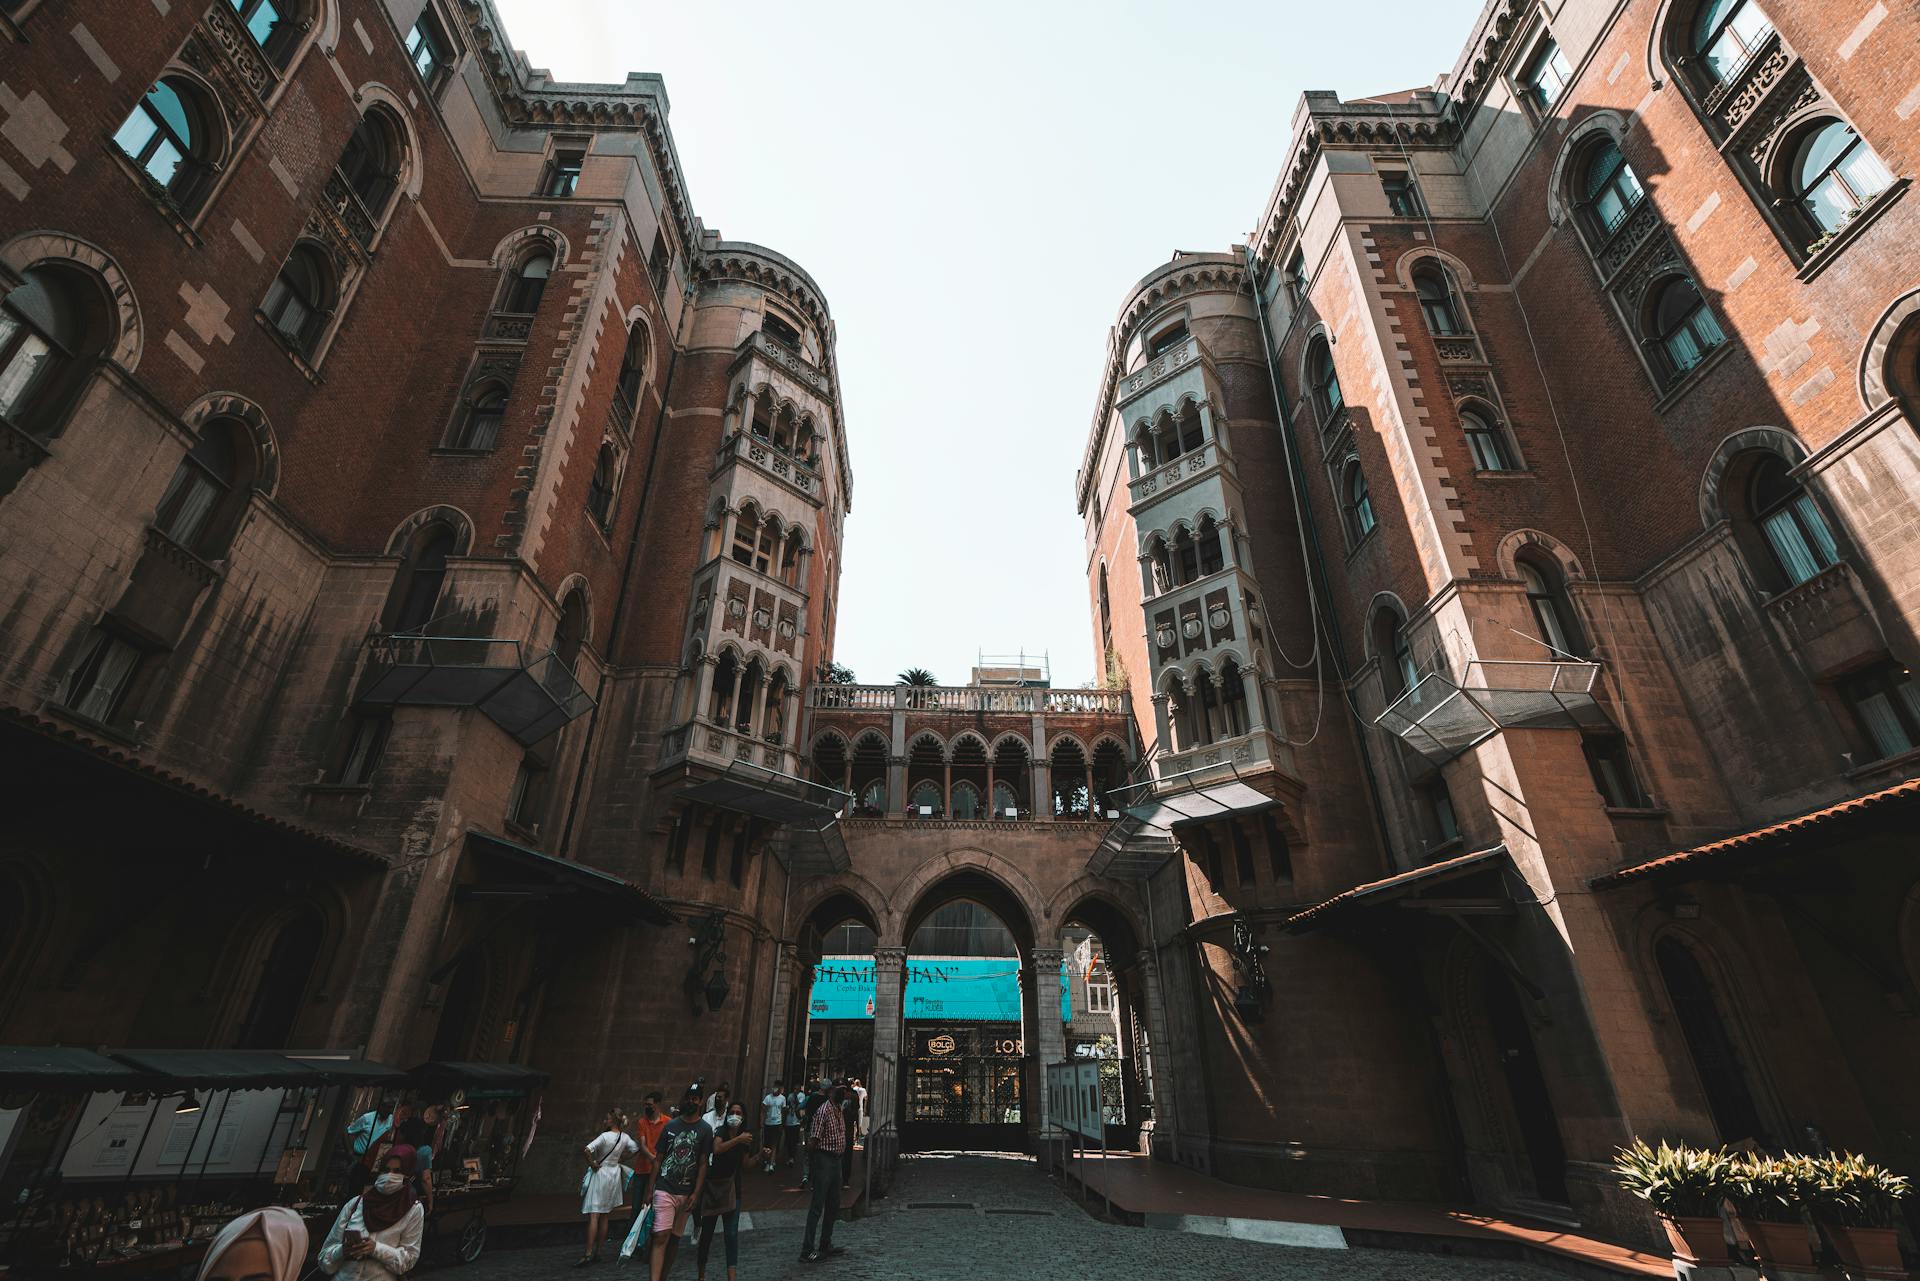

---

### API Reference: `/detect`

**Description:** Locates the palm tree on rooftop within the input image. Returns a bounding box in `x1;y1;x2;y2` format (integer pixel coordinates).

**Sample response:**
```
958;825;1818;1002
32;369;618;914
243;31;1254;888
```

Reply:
898;668;936;686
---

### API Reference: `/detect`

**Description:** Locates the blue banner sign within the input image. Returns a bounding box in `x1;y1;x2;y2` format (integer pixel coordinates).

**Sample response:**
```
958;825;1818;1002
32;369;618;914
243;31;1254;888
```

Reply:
808;956;1070;1022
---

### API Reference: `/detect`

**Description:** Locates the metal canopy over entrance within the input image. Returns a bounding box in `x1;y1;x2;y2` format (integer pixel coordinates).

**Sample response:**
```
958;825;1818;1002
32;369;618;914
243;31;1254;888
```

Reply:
1090;763;1278;880
1374;659;1611;766
678;759;852;876
356;634;596;746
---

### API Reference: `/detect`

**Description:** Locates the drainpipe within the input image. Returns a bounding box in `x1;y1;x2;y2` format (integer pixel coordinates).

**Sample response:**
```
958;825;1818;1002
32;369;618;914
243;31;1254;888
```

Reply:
1242;245;1399;870
556;258;690;861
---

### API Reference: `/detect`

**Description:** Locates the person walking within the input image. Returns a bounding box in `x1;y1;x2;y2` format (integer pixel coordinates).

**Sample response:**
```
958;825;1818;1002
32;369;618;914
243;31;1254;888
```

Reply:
838;1082;857;1189
576;1109;637;1267
760;1081;786;1173
795;1083;815;1188
341;1099;394;1197
798;1082;849;1263
695;1101;766;1281
644;1090;713;1281
784;1083;805;1171
317;1145;425;1280
632;1092;668;1186
851;1079;868;1140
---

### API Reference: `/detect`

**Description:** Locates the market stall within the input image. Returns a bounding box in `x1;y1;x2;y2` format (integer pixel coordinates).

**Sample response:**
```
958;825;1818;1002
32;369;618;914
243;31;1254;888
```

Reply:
0;1047;402;1277
401;1061;548;1265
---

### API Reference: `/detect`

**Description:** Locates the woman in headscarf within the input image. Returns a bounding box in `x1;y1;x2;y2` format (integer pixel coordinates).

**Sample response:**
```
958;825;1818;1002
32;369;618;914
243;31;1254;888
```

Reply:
318;1144;425;1279
197;1206;308;1281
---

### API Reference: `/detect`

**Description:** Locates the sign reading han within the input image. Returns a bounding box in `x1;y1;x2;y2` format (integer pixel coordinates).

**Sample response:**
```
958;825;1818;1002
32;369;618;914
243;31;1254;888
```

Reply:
808;956;1071;1022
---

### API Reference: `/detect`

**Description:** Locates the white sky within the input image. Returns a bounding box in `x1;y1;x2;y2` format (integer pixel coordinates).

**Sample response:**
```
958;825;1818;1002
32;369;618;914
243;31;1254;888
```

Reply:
493;0;1484;688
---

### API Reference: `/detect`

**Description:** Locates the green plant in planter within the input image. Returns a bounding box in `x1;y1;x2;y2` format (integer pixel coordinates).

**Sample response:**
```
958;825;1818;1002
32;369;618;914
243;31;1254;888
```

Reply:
1730;1154;1821;1224
1813;1153;1912;1229
1613;1140;1736;1218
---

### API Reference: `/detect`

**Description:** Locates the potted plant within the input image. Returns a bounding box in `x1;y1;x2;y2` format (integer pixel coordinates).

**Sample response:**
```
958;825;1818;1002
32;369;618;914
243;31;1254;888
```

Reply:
1811;1152;1911;1274
1730;1154;1820;1268
1613;1140;1736;1265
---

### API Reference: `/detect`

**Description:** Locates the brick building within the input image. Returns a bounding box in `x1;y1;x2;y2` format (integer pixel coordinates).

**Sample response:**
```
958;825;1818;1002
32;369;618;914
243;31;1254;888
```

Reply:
0;0;853;1192
1079;0;1920;1246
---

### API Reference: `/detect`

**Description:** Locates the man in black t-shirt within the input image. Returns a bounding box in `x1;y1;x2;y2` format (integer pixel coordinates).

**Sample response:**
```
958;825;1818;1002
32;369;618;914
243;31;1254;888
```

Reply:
640;1091;711;1281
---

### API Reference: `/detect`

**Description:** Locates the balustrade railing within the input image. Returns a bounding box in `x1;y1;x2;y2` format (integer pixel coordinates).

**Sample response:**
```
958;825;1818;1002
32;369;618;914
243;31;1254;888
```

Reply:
716;431;820;496
809;684;1128;714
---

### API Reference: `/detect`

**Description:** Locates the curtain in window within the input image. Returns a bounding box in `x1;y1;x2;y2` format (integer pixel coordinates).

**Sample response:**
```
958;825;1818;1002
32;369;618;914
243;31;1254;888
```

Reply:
1759;494;1837;585
73;639;138;722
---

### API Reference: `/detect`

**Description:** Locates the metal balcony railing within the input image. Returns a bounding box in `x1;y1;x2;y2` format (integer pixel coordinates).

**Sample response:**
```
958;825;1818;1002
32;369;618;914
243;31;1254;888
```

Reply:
356;634;596;746
809;684;1128;714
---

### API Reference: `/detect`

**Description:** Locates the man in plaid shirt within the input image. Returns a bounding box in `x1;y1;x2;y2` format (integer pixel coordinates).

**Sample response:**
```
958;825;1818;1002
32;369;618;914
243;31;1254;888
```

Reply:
798;1081;849;1262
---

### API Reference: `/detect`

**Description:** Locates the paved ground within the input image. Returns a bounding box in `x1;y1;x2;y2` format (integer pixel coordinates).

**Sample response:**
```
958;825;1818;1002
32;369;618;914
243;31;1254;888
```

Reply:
457;1153;1572;1280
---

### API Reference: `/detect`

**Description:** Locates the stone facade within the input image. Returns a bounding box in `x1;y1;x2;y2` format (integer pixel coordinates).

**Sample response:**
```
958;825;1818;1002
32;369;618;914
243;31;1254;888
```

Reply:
1080;0;1920;1247
0;0;849;1194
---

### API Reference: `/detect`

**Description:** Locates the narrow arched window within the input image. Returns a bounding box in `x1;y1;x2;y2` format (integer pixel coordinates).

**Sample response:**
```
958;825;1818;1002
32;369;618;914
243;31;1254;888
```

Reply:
730;507;759;566
1519;556;1588;657
1173;527;1199;585
780;530;803;585
1748;455;1838;587
1689;0;1774;85
586;444;616;528
154;424;237;554
616;320;650;411
1656;937;1769;1144
337;110;402;224
1647;277;1724;380
1198;517;1225;576
235;909;324;1049
0;265;105;437
1788;120;1893;239
1374;609;1417;698
1414;270;1466;336
1580;140;1644;239
262;245;334;356
1307;338;1343;420
451;383;506;450
1463;409;1516;471
554;588;588;673
502;250;552;314
112;77;215;209
386;525;456;632
1342;461;1375;542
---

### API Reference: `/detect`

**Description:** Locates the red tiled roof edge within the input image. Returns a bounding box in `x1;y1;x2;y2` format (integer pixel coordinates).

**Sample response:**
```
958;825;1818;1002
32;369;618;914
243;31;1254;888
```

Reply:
3;705;388;867
1284;844;1505;928
1588;774;1920;890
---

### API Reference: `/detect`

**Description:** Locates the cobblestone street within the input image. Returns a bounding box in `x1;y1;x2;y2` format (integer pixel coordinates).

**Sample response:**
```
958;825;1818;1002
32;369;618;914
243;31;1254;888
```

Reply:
458;1154;1570;1281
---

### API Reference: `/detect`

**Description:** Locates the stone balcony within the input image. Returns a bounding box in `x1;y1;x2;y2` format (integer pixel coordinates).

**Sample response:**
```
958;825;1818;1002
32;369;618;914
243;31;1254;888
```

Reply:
1126;435;1236;512
713;429;823;503
691;555;807;667
657;716;802;779
810;683;1127;714
1762;560;1885;681
1154;727;1292;785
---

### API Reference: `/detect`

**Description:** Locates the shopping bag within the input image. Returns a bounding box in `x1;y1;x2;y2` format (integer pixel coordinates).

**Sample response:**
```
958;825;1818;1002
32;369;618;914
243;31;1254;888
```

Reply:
618;1204;654;1260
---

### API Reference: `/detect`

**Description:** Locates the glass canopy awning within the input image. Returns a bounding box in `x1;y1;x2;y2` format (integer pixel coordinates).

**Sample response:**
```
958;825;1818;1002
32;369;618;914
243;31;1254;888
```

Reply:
1374;659;1611;766
678;759;852;877
356;634;596;746
1090;761;1281;880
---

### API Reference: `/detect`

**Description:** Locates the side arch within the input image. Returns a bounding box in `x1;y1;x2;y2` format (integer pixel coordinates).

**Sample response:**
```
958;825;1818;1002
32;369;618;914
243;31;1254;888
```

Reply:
0;230;144;369
1545;110;1632;226
385;504;476;556
182;391;282;496
1495;528;1586;582
1697;427;1809;528
350;83;425;199
1859;286;1920;409
489;224;571;271
883;848;1048;949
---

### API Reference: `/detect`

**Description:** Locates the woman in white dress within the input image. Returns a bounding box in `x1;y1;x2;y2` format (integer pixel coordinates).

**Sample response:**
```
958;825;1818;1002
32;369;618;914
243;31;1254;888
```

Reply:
317;1145;425;1280
576;1108;638;1266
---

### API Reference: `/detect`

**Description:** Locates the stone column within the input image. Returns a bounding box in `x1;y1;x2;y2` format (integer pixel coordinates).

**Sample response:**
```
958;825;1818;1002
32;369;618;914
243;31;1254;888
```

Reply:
694;656;718;723
750;672;772;738
1152;692;1173;753
1243;667;1267;735
870;947;907;1141
1030;713;1049;818
1030;946;1067;1133
1133;947;1179;1161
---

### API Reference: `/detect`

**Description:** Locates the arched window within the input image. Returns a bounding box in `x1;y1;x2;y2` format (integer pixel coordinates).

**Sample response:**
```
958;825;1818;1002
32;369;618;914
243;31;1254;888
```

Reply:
950;780;982;821
385;524;456;632
502;250;552;314
112;78;216;209
1218;662;1250;737
1646;277;1725;380
709;650;740;724
1414;269;1466;336
1098;564;1112;649
554;588;588;673
1787;120;1893;239
1307;338;1343;420
450;382;506;450
779;530;803;586
1656;937;1769;1144
1746;454;1839;587
235;909;324;1049
336;109;404;224
586;444;616;529
154;422;238;555
1197;516;1225;576
1462;409;1517;471
1519;555;1588;657
261;244;334;356
1689;0;1775;85
1579;140;1645;240
730;505;760;566
0;265;108;437
908;781;943;815
616;320;650;411
1172;526;1199;585
1342;461;1375;543
1374;608;1417;698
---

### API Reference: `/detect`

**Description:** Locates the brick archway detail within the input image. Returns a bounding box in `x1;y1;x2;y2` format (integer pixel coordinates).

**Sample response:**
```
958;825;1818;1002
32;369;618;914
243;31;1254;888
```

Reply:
881;847;1047;949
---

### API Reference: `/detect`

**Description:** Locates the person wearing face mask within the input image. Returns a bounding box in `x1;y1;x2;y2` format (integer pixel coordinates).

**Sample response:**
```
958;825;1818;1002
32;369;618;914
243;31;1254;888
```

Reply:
643;1090;712;1281
694;1102;767;1281
197;1206;307;1281
631;1092;668;1188
318;1145;424;1280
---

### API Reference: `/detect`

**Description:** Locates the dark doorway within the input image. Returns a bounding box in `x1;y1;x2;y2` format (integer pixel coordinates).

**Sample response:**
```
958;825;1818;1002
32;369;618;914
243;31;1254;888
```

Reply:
1482;967;1569;1205
1656;937;1769;1145
235;910;323;1049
